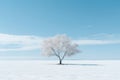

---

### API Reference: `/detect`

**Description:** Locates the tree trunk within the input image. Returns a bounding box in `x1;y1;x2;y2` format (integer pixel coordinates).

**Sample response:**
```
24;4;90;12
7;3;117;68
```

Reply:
59;59;62;64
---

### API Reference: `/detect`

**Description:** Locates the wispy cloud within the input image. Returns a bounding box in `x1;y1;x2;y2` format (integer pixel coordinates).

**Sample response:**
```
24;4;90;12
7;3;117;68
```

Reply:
73;39;120;45
89;33;120;40
0;33;120;51
74;33;120;45
0;33;44;51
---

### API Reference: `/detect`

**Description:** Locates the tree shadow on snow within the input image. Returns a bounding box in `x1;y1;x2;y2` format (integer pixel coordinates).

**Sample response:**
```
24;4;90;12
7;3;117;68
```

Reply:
60;63;101;66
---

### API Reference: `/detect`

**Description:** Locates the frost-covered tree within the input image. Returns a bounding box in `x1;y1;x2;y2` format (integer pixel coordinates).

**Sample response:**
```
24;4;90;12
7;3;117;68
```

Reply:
41;34;80;64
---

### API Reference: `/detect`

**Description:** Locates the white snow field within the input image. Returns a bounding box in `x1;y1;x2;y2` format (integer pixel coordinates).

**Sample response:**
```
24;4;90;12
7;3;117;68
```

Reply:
0;60;119;80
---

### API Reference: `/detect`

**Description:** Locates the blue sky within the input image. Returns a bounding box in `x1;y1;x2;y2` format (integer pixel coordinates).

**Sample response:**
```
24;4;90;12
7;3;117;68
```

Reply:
0;0;120;60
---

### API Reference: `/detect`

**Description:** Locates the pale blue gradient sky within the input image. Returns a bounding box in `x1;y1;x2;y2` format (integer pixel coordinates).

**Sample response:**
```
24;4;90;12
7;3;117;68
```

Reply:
0;0;120;60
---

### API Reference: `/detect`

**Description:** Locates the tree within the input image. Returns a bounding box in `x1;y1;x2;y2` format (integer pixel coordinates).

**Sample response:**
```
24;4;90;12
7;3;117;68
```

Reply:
41;34;80;64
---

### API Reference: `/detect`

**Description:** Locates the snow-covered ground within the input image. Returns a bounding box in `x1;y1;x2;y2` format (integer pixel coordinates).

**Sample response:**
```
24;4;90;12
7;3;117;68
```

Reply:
0;60;119;80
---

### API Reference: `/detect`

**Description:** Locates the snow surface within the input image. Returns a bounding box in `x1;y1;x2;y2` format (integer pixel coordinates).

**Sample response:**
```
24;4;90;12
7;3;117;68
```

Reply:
0;60;119;80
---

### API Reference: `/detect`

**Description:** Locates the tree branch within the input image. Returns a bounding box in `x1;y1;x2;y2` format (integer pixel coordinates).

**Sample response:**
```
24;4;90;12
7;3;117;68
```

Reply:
51;48;61;60
61;51;67;60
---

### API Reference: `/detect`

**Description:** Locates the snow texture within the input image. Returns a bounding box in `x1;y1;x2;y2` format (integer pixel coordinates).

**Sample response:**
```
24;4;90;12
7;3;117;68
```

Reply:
0;60;119;80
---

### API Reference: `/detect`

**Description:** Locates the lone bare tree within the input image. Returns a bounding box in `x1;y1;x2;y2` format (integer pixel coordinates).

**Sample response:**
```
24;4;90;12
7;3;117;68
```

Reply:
41;34;80;64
